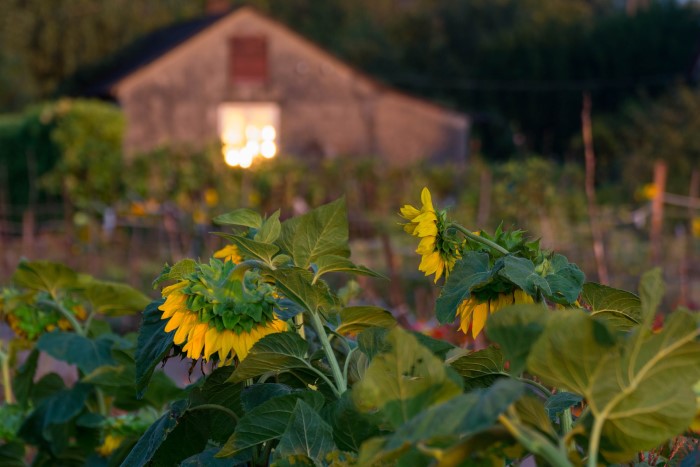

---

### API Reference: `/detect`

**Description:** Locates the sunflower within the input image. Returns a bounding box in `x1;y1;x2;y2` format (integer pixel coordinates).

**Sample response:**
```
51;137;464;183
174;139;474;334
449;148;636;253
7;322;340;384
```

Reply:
400;187;460;283
159;260;287;362
213;244;244;263
456;289;534;339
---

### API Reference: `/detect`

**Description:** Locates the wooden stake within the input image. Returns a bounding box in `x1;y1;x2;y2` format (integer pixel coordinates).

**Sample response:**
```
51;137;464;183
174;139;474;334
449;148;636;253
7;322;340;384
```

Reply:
581;93;609;284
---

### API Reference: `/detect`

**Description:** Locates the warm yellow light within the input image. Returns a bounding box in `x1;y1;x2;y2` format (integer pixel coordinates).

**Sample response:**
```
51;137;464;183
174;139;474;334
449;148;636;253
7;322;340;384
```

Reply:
261;141;277;159
245;141;260;156
261;125;276;141
245;125;260;142
224;148;241;167
239;147;254;168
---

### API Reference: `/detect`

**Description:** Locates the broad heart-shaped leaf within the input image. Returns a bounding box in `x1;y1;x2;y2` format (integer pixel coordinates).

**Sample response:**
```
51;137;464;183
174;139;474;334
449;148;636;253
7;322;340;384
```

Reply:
498;256;551;298
13;348;39;409
581;282;642;331
267;267;337;313
545;392;583;422
228;332;310;383
36;331;115;374
485;304;550;375
359;379;525;464
448;346;507;390
81;279;150;316
255;209;282;243
241;383;298;413
291;198;351;269
136;299;174;398
436;251;495;324
18;383;91;450
313;255;386;281
274;399;336;461
12;260;79;296
214;208;262;228
541;254;585;304
322;390;382;453
217;233;279;265
638;268;665;327
527;309;700;463
336;306;396;336
353;327;463;429
217;391;324;457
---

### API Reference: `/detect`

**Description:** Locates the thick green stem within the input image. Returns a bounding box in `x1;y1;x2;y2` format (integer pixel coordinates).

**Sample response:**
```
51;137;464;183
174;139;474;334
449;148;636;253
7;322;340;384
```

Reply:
561;407;574;435
308;312;347;394
294;314;306;340
343;346;358;383
0;349;14;404
37;299;85;336
451;224;510;255
499;414;573;467
518;377;551;398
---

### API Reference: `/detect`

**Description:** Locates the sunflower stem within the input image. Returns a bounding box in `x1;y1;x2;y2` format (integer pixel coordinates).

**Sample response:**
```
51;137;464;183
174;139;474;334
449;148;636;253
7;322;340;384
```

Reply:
308;311;347;394
37;299;85;336
450;224;510;255
498;413;572;467
0;346;14;404
188;403;239;422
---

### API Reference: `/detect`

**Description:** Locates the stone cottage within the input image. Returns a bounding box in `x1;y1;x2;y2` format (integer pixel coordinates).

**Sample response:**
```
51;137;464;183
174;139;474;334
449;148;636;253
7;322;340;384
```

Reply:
86;6;469;167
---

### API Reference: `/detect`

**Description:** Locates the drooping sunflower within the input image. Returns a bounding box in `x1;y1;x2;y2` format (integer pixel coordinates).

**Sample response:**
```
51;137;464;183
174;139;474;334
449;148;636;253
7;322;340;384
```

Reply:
400;187;461;283
456;289;534;339
159;259;287;362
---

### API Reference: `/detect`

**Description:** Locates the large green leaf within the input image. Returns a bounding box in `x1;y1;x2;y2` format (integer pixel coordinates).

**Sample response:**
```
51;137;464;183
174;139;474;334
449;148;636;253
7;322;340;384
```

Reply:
267;267;336;313
241;383;297;413
541;254;585;304
217;391;324;457
353;327;463;429
359;379;525;464
336;306;396;336
228;332;311;383
581;282;642;331
485;304;550;375
255;209;282;243
291;198;350;268
13;348;39;409
527;309;700;463
12;260;78;296
82;280;150;316
435;251;494;324
217;234;279;265
498;256;551;298
322;391;381;452
135;299;174;398
0;442;25;467
313;255;386;281
544;392;583;422
638;268;665;326
274;399;336;461
36;331;115;374
213;208;262;228
448;346;507;390
189;366;244;416
18;383;91;451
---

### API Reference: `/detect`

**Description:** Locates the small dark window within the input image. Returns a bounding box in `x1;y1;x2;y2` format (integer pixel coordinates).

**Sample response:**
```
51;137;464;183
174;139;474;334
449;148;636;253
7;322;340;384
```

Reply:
229;36;268;84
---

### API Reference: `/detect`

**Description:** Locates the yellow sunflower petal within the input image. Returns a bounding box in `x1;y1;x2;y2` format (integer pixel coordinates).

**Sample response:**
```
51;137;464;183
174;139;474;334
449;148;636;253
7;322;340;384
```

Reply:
399;204;421;220
182;323;208;359
164;310;187;332
162;280;188;297
472;303;489;339
173;314;197;345
457;299;475;334
159;293;188;319
203;327;221;362
218;330;235;362
420;187;435;212
416;236;437;255
418;251;441;276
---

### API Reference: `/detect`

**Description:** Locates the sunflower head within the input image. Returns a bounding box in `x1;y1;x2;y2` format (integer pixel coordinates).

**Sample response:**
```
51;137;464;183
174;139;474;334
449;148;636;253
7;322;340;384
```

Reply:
400;187;462;283
1;288;85;340
159;259;287;362
456;289;534;339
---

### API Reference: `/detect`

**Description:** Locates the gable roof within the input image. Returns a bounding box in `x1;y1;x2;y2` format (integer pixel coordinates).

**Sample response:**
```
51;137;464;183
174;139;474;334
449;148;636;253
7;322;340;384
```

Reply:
76;11;232;97
75;6;466;124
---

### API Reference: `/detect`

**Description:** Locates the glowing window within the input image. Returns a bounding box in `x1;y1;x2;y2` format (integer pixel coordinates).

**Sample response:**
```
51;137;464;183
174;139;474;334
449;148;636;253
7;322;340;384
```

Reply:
218;103;279;168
